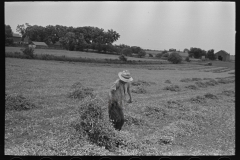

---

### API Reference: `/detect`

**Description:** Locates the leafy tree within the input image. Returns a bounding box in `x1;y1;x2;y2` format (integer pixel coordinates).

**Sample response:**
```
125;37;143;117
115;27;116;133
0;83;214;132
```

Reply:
137;50;146;58
131;46;142;53
155;53;163;58
206;49;216;60
121;48;132;56
189;47;206;59
168;52;182;64
5;24;13;45
16;23;30;40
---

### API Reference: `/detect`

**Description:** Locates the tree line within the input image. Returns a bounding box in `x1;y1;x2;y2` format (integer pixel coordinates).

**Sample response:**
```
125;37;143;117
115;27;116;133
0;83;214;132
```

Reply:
5;23;147;57
6;23;217;59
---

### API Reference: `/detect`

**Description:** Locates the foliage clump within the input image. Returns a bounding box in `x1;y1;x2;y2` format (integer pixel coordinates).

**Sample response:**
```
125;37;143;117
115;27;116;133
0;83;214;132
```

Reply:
21;46;34;58
167;52;182;64
5;93;37;111
119;54;127;62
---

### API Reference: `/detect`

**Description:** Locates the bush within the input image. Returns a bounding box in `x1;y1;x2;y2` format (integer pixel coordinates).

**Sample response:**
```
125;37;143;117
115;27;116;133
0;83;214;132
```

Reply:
137;50;146;58
155;53;163;58
21;46;34;58
185;56;191;62
168;52;182;64
162;52;169;58
149;54;153;57
119;54;127;62
5;93;37;111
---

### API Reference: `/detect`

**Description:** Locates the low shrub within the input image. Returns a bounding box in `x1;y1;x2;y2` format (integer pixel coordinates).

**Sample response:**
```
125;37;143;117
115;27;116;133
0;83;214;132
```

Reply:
163;85;181;92
167;52;182;64
21;46;34;58
68;82;95;100
5;93;37;111
149;53;153;57
119;54;127;62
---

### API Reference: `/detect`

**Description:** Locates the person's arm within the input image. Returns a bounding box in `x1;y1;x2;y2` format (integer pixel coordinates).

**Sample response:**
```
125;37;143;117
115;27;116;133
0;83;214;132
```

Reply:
127;83;132;103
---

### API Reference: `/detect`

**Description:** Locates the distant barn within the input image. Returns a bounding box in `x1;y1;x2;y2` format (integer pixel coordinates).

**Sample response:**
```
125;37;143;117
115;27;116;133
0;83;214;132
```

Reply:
29;41;48;49
12;33;21;44
215;50;230;61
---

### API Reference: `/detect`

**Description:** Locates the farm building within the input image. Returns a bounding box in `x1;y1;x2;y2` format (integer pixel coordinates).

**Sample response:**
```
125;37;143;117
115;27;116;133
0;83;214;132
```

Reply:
12;33;21;44
29;41;48;49
230;55;235;61
22;36;30;44
215;50;230;61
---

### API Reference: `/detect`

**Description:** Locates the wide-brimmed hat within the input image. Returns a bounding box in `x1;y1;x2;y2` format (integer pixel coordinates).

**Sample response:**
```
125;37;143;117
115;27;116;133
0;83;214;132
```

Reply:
118;70;133;82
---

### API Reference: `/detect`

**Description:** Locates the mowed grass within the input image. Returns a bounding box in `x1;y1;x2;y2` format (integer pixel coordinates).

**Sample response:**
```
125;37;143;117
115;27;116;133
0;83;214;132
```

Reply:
5;47;165;62
5;57;235;155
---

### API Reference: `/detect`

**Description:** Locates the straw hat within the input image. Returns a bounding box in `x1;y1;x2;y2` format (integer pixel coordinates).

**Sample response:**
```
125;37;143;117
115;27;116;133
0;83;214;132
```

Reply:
118;70;133;82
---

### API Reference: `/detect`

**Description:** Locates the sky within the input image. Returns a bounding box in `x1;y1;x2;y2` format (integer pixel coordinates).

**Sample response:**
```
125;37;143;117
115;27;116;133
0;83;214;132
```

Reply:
5;2;235;55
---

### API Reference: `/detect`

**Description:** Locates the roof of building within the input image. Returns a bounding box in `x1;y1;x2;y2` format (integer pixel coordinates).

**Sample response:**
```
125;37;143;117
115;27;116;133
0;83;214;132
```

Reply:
31;41;48;46
215;50;229;55
12;33;21;38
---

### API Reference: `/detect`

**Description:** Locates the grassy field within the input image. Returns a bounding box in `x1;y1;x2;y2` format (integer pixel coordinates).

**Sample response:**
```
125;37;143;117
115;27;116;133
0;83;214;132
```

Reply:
5;57;235;155
5;47;166;62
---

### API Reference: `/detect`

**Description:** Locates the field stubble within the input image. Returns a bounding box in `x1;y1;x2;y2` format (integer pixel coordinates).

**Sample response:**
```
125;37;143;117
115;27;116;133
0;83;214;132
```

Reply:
5;58;235;155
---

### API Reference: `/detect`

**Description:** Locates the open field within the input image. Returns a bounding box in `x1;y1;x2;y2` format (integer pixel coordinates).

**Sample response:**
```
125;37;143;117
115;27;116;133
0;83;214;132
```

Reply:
5;47;166;62
5;57;235;155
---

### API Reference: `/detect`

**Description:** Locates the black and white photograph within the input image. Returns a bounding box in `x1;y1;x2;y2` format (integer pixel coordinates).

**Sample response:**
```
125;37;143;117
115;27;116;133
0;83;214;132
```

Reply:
5;1;235;156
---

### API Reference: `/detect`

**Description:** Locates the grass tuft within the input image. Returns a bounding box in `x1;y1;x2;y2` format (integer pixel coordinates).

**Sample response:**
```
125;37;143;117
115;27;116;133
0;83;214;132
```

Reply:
163;85;181;92
185;85;198;90
5;93;37;111
68;82;95;100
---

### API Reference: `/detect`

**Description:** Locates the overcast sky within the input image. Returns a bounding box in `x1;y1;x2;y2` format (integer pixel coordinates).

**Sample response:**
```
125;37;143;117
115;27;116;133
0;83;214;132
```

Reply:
5;2;235;55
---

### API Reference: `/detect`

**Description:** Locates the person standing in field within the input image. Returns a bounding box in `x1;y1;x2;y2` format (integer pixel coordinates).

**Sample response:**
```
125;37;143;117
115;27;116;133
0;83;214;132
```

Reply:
108;70;133;131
